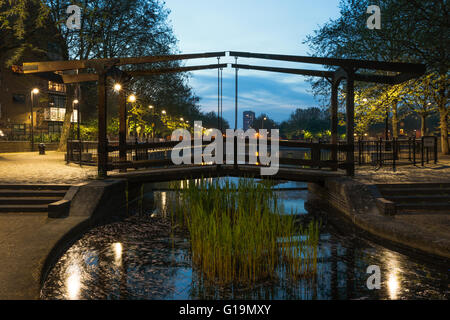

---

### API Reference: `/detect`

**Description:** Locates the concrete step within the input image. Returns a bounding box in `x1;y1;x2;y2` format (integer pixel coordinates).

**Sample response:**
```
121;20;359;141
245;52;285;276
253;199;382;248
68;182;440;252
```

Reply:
385;195;450;203
0;190;67;197
377;183;450;189
0;184;71;191
0;204;48;212
380;187;450;196
396;202;450;211
0;197;62;205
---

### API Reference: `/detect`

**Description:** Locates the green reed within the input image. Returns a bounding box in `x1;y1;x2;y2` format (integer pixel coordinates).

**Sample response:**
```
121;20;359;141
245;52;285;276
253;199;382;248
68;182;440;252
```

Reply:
168;178;319;285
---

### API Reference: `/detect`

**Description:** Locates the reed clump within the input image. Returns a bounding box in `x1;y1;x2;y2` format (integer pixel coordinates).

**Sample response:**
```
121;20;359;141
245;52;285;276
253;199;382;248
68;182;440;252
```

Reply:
169;178;319;285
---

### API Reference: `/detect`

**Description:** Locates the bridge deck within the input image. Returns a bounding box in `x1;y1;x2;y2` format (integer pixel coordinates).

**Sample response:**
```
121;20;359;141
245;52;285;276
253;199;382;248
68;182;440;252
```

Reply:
111;164;345;183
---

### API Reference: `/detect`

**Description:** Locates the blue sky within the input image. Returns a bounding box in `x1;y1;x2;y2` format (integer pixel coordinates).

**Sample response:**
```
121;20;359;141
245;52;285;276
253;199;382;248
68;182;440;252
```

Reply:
164;0;341;128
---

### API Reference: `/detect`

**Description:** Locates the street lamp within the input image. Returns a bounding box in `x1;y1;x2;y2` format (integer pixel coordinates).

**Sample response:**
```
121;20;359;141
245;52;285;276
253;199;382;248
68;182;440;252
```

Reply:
73;99;80;142
114;83;122;92
162;110;166;115
30;88;39;151
261;117;267;130
127;94;136;103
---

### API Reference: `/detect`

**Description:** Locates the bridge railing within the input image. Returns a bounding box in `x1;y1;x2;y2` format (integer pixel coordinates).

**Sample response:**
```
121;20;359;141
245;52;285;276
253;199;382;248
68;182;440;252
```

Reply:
66;139;352;173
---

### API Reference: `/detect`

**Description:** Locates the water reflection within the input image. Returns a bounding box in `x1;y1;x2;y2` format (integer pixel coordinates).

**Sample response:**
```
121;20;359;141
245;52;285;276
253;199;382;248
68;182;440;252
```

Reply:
384;251;400;300
113;243;123;267
41;178;449;300
66;263;81;300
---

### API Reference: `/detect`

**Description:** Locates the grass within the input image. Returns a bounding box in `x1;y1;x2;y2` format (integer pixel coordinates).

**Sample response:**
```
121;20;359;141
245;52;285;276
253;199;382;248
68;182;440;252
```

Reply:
168;177;319;285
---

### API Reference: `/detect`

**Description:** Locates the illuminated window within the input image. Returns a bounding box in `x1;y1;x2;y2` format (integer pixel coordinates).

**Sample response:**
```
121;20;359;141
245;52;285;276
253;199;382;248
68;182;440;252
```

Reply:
48;81;66;92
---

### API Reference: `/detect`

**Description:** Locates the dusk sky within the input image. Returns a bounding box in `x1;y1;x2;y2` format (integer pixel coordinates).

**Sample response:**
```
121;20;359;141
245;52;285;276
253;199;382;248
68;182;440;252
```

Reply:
164;0;341;128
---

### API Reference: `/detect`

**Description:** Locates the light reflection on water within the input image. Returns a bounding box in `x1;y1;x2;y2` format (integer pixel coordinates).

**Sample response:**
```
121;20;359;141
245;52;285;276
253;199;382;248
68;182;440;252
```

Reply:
41;179;449;300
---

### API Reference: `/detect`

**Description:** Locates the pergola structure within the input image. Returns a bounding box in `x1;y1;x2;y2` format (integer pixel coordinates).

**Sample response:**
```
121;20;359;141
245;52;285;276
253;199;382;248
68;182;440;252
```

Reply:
13;51;425;177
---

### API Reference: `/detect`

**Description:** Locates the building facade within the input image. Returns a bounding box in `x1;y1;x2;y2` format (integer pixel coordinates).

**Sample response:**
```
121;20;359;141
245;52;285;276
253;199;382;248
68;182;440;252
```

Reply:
0;68;73;140
243;111;255;131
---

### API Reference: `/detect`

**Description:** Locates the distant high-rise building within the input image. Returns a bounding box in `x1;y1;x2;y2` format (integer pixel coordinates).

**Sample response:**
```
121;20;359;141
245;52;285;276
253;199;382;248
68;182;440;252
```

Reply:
243;111;255;131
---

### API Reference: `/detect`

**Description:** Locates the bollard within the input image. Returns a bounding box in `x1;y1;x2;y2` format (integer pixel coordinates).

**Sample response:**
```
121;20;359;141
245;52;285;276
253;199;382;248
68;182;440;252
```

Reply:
38;143;46;155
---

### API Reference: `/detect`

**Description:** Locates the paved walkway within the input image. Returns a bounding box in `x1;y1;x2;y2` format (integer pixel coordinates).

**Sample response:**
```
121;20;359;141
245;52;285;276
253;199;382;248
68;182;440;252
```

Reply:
0;151;97;184
355;155;450;184
0;213;89;299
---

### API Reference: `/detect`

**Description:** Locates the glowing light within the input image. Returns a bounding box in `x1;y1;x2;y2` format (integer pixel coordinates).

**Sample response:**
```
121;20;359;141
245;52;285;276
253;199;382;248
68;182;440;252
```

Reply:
73;99;79;104
362;98;368;102
149;105;153;109
388;274;399;300
385;251;401;300
180;117;184;121
113;242;123;267
66;264;81;300
162;110;166;115
160;192;167;216
32;88;39;94
113;83;122;92
128;94;136;103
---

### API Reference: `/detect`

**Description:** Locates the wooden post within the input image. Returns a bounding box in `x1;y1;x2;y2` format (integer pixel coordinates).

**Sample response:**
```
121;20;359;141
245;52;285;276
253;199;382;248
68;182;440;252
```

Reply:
119;87;127;172
345;70;355;176
331;82;338;170
97;69;108;178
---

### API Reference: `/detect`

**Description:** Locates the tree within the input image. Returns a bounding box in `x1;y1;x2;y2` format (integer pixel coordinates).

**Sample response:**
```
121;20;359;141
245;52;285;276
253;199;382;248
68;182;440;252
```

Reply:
43;0;183;151
0;0;51;66
251;114;278;131
304;0;449;153
401;75;438;136
280;107;330;139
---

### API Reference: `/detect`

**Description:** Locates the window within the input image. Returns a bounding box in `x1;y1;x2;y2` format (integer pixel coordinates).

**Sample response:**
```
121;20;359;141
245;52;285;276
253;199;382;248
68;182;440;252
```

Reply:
48;94;66;108
12;94;26;104
48;81;66;93
48;122;63;134
13;124;26;135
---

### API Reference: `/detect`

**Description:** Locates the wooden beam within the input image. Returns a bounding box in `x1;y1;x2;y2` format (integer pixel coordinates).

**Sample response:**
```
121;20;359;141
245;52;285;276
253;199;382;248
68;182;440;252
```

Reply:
129;63;228;77
345;70;355;177
231;63;334;78
229;51;426;74
59;64;229;84
119;86;127;172
331;82;339;170
61;73;98;83
20;52;227;74
97;70;108;178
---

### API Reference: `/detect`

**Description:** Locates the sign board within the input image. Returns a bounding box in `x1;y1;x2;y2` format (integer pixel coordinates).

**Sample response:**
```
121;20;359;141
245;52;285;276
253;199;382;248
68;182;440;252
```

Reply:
422;136;435;148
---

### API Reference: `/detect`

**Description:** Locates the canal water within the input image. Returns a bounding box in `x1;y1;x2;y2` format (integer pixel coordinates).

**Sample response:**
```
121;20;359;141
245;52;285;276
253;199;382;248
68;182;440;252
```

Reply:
41;178;449;300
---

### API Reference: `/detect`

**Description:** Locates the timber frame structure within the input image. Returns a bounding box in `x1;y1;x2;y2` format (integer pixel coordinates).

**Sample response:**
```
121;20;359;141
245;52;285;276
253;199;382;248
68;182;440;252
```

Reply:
13;51;425;177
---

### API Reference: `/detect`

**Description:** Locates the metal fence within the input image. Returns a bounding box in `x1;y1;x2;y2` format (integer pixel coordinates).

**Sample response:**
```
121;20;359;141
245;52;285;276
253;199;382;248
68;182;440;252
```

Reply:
67;139;351;171
67;137;437;173
354;137;438;171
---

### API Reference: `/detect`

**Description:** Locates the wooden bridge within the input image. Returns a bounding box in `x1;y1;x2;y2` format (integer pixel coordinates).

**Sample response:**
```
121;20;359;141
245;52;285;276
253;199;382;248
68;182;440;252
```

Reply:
14;51;425;179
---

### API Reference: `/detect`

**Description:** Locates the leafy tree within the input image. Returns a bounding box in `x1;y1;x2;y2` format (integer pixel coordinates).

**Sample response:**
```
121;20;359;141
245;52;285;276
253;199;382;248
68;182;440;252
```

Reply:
0;0;51;65
304;0;449;153
251;114;278;131
280;107;331;139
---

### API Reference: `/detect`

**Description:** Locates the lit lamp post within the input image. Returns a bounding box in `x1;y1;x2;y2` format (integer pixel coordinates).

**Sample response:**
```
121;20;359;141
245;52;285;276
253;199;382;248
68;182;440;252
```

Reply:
261;117;267;130
149;105;154;139
30;88;39;151
128;94;137;140
73;99;80;141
